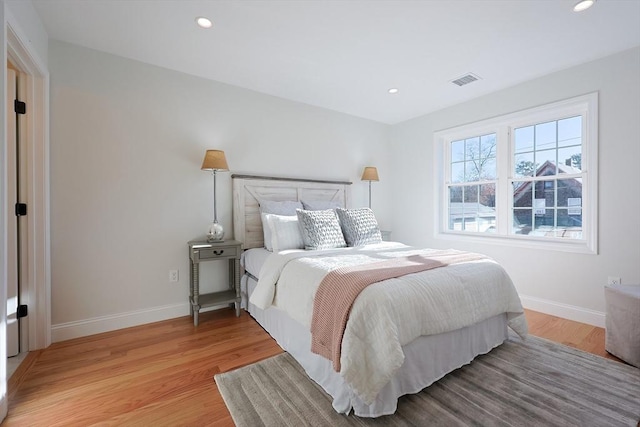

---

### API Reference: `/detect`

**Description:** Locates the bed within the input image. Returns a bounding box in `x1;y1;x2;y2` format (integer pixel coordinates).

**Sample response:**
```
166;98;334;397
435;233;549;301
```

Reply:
232;174;528;418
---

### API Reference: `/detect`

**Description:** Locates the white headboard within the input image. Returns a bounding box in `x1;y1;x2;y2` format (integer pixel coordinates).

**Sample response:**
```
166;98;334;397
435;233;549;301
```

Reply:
232;174;352;249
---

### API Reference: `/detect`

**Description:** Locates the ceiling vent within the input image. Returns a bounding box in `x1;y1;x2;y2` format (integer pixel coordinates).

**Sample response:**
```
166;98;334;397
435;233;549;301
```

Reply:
451;73;481;87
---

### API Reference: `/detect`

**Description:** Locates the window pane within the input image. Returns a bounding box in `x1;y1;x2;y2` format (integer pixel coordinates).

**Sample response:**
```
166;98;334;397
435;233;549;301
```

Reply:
463;185;478;203
481;157;497;180
558;116;581;148
533;209;555;236
535;149;556;175
451;162;464;183
479;184;496;209
558;146;582;172
514;152;535;177
479;183;497;233
514;126;534;153
462;185;478;231
465;160;480;181
557;209;583;239
513;181;532;208
451;139;465;162
558;208;582;227
534;180;555;207
557;178;582;208
465;137;480;160
513;209;532;234
535;121;557;151
449;186;462;203
480;134;496;158
448;186;463;231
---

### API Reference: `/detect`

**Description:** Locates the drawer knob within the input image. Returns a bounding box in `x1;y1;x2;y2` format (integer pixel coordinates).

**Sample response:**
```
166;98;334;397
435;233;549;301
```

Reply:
214;250;224;255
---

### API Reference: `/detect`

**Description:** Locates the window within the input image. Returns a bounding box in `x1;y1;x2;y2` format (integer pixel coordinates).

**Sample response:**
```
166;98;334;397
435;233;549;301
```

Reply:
435;93;598;253
448;133;497;233
512;116;583;239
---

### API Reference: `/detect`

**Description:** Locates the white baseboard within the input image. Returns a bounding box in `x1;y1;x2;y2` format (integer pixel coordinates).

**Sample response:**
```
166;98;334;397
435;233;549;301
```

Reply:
50;295;606;343
51;303;191;343
519;294;605;328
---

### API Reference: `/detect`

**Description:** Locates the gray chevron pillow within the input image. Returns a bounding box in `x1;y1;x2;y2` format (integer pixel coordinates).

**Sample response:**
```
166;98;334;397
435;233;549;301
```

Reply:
336;207;382;247
296;209;347;250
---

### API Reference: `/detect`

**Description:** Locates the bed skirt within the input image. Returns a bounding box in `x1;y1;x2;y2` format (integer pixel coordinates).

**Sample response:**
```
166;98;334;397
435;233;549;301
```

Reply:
241;274;508;417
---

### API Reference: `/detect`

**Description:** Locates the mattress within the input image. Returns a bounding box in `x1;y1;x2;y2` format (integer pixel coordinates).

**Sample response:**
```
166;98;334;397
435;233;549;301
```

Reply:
242;274;508;417
241;247;271;278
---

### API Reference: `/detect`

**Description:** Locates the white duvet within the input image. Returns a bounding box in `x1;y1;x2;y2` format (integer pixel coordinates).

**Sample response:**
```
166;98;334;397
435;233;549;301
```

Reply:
250;242;528;404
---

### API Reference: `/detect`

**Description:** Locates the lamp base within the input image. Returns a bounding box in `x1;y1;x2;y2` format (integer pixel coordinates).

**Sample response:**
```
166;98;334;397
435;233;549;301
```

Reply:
207;220;225;242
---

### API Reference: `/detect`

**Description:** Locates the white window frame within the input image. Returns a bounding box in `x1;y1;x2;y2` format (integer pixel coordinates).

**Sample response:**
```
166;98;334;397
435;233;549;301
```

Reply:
434;93;598;254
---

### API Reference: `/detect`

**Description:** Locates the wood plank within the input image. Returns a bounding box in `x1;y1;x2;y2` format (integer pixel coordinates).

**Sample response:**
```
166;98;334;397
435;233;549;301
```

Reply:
4;308;623;425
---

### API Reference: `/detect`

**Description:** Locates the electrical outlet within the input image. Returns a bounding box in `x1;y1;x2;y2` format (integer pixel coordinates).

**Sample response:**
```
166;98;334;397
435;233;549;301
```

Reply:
607;276;621;286
169;270;179;283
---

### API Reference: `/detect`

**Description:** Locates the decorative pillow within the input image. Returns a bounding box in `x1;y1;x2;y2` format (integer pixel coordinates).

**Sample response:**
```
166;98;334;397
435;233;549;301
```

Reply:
301;199;342;211
266;214;304;252
296;209;347;250
335;207;382;247
259;200;303;251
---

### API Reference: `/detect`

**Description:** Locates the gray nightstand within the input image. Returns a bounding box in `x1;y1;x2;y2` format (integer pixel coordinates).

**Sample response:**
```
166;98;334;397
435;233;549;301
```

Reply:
188;239;242;326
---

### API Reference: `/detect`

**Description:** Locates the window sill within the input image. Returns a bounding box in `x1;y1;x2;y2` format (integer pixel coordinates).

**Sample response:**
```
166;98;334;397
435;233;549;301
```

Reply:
435;231;597;254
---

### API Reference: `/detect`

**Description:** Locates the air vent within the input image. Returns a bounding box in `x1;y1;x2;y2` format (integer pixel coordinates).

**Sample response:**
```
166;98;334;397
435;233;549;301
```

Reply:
451;73;481;87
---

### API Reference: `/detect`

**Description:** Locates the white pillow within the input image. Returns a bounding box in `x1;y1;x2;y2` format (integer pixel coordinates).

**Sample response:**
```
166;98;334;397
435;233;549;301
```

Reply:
265;214;304;252
259;200;303;251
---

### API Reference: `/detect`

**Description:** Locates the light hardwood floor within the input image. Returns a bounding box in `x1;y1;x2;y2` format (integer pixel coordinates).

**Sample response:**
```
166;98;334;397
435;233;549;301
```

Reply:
3;308;625;426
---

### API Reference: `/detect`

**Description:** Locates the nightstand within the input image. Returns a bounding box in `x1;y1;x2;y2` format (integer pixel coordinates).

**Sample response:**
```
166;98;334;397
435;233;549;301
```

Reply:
188;239;242;326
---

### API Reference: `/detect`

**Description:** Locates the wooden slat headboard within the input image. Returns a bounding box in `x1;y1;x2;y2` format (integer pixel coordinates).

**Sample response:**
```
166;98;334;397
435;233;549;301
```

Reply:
232;174;352;249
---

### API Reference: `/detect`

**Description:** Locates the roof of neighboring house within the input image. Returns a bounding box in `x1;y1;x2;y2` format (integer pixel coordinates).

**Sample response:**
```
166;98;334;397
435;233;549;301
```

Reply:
513;160;582;201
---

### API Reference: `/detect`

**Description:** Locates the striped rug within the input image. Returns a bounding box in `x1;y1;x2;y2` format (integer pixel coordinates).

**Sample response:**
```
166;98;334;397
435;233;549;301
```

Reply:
215;335;640;426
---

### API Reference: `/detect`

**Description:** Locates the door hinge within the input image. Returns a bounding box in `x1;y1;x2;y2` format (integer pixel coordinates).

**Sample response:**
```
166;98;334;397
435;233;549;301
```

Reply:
17;305;28;318
15;203;27;216
14;99;26;115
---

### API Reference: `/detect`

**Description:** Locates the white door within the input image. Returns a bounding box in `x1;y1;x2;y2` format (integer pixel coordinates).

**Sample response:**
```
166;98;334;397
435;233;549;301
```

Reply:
6;68;19;358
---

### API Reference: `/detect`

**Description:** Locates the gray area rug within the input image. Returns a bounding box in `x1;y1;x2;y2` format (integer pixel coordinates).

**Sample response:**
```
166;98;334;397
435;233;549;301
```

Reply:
215;335;640;426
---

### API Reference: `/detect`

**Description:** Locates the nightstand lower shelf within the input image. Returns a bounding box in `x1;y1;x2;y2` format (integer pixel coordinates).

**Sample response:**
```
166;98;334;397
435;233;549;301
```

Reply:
191;290;238;309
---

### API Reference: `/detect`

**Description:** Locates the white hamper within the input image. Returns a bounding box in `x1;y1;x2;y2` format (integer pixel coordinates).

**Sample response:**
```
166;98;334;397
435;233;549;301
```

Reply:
605;284;640;367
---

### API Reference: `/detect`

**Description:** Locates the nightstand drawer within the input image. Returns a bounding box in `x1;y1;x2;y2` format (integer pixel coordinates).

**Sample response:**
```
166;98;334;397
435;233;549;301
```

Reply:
196;246;238;260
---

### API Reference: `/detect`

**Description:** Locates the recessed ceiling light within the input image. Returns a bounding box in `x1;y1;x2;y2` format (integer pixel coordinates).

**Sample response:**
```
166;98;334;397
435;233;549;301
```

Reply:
388;88;399;94
196;16;213;29
573;0;595;12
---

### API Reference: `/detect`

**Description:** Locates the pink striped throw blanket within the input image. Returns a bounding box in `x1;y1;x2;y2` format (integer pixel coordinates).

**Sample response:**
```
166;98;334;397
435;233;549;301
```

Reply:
310;251;488;371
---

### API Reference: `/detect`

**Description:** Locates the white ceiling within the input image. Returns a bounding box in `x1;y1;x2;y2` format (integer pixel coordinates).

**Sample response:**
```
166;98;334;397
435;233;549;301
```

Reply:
32;0;640;124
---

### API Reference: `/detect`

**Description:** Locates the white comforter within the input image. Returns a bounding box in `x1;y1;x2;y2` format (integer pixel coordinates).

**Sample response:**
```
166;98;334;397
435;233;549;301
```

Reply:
250;242;527;404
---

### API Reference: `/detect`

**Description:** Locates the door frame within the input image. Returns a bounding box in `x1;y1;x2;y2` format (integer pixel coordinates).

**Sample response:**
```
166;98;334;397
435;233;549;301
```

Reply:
2;4;49;421
6;14;51;351
6;67;19;358
1;3;7;420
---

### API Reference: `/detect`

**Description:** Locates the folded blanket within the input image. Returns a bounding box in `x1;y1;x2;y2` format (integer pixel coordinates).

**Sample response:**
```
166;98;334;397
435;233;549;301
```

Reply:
311;251;488;371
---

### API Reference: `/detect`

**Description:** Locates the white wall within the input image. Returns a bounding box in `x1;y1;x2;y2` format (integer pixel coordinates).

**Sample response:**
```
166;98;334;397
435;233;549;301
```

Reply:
390;47;640;326
48;40;391;340
5;0;48;69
